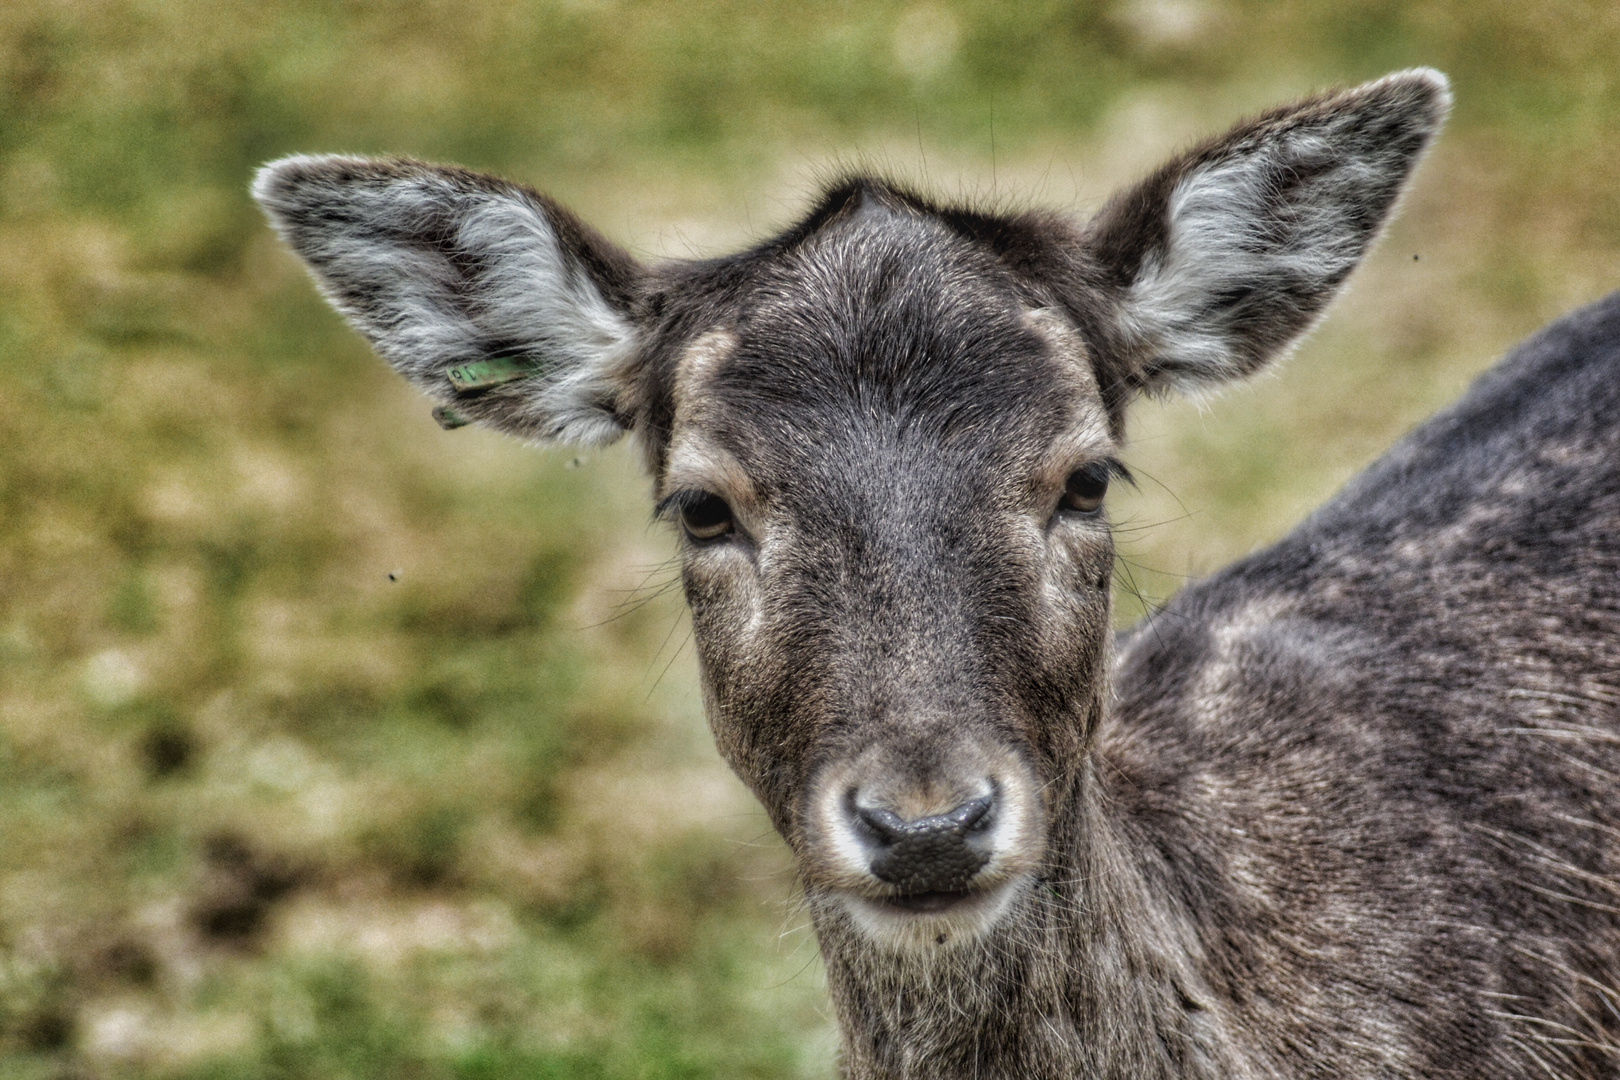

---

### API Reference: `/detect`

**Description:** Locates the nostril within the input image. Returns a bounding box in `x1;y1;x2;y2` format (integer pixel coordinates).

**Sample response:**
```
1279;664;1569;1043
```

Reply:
949;795;993;833
856;806;908;845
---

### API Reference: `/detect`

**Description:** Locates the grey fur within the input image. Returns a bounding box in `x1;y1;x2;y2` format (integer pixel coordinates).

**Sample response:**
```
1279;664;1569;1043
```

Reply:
252;155;640;444
254;70;1620;1077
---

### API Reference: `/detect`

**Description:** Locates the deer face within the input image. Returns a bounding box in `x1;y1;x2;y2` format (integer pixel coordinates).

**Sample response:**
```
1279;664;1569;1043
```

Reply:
254;71;1448;953
655;203;1121;947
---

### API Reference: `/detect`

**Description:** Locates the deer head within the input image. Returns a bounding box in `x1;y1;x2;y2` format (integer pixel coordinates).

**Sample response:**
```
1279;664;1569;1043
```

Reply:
254;70;1448;960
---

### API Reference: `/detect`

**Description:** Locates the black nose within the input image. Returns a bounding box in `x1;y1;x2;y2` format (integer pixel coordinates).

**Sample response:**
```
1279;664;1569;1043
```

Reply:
855;795;994;894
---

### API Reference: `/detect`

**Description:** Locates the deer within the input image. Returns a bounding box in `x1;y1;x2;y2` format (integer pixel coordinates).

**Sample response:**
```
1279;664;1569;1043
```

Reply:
253;68;1620;1078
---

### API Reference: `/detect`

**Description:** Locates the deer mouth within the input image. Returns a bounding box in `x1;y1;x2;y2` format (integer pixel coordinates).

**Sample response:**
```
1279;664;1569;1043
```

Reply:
880;889;976;914
830;875;1029;949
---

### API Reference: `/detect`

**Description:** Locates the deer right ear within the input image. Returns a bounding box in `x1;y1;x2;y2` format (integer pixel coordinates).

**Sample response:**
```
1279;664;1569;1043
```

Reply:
1086;70;1450;398
253;155;643;444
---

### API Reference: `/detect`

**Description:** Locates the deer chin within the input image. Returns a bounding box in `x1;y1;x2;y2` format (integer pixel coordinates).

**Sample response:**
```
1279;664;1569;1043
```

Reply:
830;874;1031;952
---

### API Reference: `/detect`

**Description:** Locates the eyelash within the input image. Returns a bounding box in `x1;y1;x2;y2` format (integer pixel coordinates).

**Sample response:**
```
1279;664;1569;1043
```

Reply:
657;490;737;543
1055;459;1132;519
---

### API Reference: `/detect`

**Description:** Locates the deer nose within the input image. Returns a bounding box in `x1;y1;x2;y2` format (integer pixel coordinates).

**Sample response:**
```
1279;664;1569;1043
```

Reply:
854;794;994;893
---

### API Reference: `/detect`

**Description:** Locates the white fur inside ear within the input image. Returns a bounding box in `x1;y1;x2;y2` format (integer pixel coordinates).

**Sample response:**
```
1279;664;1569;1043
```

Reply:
454;196;636;444
253;156;636;446
1122;135;1374;389
1112;70;1449;393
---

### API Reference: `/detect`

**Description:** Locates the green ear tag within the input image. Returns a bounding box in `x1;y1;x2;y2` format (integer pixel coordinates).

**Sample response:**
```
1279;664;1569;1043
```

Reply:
432;405;471;430
445;356;533;391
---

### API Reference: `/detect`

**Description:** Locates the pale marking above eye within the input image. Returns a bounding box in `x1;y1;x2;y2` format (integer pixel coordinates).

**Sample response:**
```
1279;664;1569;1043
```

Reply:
1022;308;1101;392
1021;307;1118;508
658;328;761;526
672;328;738;423
659;435;759;537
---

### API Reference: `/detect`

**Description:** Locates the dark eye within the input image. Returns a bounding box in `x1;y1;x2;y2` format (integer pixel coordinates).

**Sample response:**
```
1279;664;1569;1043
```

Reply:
1059;463;1111;516
679;493;735;542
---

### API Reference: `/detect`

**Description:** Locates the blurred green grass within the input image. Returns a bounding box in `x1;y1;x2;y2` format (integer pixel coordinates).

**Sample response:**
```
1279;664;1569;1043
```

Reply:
3;1;1620;1076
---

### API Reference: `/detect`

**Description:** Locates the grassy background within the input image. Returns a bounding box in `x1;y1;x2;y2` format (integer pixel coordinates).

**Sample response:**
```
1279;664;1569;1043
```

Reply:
2;1;1619;1076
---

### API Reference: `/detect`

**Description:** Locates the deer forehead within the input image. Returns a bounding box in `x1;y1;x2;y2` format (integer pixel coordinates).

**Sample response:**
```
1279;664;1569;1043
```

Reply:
648;203;1113;502
657;310;1115;520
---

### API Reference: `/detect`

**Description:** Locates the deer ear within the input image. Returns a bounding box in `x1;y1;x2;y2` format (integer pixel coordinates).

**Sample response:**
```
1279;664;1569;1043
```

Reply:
253;155;641;444
1087;69;1450;396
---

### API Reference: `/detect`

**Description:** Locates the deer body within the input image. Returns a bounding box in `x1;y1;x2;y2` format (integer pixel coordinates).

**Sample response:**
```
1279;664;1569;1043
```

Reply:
254;70;1620;1077
1093;297;1620;1078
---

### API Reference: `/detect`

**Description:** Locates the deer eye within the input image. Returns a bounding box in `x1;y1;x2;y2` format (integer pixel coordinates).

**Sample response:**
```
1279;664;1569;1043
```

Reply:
678;493;735;543
1059;463;1112;516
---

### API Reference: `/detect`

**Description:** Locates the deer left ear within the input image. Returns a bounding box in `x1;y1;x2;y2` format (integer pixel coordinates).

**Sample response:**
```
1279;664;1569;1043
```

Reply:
253;155;642;444
1087;69;1450;397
